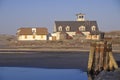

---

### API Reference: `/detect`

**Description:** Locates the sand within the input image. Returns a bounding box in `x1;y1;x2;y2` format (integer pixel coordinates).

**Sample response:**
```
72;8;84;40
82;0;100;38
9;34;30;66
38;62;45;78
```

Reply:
0;51;120;71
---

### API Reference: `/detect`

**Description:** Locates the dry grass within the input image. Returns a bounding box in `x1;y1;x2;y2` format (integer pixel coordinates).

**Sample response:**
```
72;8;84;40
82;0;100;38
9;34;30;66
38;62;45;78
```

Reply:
105;31;120;44
0;34;16;46
0;30;120;48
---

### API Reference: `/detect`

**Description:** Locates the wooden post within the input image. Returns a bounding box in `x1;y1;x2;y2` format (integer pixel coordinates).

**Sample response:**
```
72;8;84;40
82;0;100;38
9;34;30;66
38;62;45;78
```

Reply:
103;51;109;70
103;42;109;70
109;51;118;69
88;40;118;79
94;42;100;72
107;42;118;70
88;42;95;73
99;41;104;71
109;58;113;70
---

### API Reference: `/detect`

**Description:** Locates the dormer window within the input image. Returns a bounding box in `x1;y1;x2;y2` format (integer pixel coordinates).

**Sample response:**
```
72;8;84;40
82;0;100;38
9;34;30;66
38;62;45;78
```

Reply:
79;26;85;31
66;26;70;31
58;26;62;31
32;28;36;34
32;30;36;34
91;26;96;31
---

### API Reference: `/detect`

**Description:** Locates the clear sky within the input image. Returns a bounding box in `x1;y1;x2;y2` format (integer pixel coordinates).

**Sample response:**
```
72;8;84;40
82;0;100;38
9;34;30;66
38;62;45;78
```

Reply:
0;0;120;34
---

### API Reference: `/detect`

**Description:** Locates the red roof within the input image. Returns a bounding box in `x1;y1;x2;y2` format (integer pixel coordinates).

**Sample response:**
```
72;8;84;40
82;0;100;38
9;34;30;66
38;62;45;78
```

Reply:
17;27;48;35
36;28;48;35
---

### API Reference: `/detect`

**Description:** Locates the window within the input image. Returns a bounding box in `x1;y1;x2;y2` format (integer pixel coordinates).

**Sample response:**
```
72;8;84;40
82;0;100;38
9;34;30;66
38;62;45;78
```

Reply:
79;26;85;31
58;26;62;31
79;16;83;18
94;35;97;38
25;35;27;39
66;26;70;31
41;35;43;38
91;26;96;31
33;35;35;39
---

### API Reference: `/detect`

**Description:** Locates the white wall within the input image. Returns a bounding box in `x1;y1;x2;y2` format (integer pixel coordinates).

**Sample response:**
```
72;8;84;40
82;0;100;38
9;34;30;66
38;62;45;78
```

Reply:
86;35;100;40
18;35;47;41
82;32;90;36
66;32;76;37
36;35;47;40
91;35;100;40
50;31;100;40
51;32;60;40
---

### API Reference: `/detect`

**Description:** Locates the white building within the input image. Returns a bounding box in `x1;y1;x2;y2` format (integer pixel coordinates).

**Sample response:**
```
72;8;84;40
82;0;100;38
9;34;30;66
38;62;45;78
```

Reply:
52;13;101;40
17;27;48;41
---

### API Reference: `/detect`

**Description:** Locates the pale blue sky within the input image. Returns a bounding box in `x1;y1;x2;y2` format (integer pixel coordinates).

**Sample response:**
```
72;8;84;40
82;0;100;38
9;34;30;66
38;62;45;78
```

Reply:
0;0;120;34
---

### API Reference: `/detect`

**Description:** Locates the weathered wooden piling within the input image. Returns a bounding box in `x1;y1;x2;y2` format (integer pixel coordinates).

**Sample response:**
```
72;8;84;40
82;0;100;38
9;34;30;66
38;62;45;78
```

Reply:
88;40;118;79
109;51;118;69
88;42;95;73
99;41;105;71
94;42;100;72
103;41;109;70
